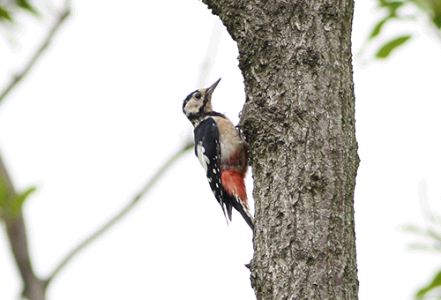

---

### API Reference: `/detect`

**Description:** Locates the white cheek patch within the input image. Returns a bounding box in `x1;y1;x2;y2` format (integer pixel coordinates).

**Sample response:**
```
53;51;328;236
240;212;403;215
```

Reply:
196;143;210;172
185;105;197;116
185;101;200;116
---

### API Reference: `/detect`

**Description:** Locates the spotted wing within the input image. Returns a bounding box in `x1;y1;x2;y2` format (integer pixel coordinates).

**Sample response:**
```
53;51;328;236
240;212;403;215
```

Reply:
194;118;229;222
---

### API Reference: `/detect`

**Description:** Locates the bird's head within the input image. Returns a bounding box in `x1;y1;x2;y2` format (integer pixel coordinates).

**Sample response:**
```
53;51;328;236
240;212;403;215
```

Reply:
183;78;221;124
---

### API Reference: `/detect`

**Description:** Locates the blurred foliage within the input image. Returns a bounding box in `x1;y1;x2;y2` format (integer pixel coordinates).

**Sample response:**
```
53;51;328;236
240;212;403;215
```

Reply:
362;0;441;59
0;0;39;46
401;209;441;299
16;0;39;15
0;6;14;22
0;0;38;23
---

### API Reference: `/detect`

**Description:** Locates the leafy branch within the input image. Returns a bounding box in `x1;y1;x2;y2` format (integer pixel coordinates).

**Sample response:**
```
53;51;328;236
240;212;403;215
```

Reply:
400;180;441;299
0;2;72;300
0;1;71;106
360;0;441;60
1;5;220;297
402;216;441;299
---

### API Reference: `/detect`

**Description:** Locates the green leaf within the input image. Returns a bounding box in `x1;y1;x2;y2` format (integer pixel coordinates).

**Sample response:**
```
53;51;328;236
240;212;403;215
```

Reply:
410;0;441;28
369;17;391;39
432;13;441;29
375;35;412;58
416;269;441;299
401;224;441;245
386;1;405;12
378;0;406;9
427;229;441;242
432;0;441;28
9;186;37;216
407;243;441;253
378;0;388;7
0;6;13;22
401;224;426;234
16;0;39;16
426;211;441;228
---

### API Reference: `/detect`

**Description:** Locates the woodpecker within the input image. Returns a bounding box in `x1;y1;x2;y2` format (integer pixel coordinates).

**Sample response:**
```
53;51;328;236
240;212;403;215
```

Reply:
182;78;254;230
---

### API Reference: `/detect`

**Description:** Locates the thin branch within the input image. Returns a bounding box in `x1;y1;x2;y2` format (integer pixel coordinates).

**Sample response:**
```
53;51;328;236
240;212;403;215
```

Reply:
1;153;46;300
0;4;71;106
45;142;193;285
0;3;72;299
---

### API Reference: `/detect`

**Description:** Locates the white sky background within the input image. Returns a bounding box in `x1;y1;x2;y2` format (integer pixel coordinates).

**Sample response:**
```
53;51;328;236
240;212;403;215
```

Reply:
0;0;440;299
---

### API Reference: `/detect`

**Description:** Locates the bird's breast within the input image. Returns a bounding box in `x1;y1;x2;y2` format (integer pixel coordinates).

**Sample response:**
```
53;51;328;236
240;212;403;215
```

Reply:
211;116;244;164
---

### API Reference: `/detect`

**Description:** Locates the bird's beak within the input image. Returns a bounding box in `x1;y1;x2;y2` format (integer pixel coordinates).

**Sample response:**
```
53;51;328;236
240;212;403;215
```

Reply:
206;78;221;98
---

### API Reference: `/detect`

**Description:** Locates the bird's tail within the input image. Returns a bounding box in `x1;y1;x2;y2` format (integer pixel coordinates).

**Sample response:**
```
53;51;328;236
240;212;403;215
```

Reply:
230;195;254;230
221;170;254;230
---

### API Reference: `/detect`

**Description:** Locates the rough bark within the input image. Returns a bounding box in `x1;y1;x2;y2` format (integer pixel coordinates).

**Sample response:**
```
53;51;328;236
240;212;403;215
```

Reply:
202;1;359;299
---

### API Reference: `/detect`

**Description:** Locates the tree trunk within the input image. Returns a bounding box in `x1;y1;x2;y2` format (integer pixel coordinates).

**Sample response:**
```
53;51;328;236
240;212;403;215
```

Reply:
203;1;359;299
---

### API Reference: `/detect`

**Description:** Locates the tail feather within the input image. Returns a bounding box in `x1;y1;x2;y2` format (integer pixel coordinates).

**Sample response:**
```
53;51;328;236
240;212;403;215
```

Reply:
221;169;254;230
232;194;254;230
225;202;233;221
223;192;254;230
219;202;230;226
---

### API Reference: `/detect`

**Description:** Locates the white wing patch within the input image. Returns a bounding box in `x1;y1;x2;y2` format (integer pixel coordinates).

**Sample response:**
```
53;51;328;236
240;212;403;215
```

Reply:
196;142;210;172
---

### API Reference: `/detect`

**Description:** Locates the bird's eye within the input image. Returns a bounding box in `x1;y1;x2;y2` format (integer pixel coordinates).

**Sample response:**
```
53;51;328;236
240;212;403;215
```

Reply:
194;93;202;100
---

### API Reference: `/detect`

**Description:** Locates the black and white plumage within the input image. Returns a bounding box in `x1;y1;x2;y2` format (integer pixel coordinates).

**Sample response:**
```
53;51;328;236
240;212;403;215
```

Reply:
182;78;254;230
193;117;226;217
